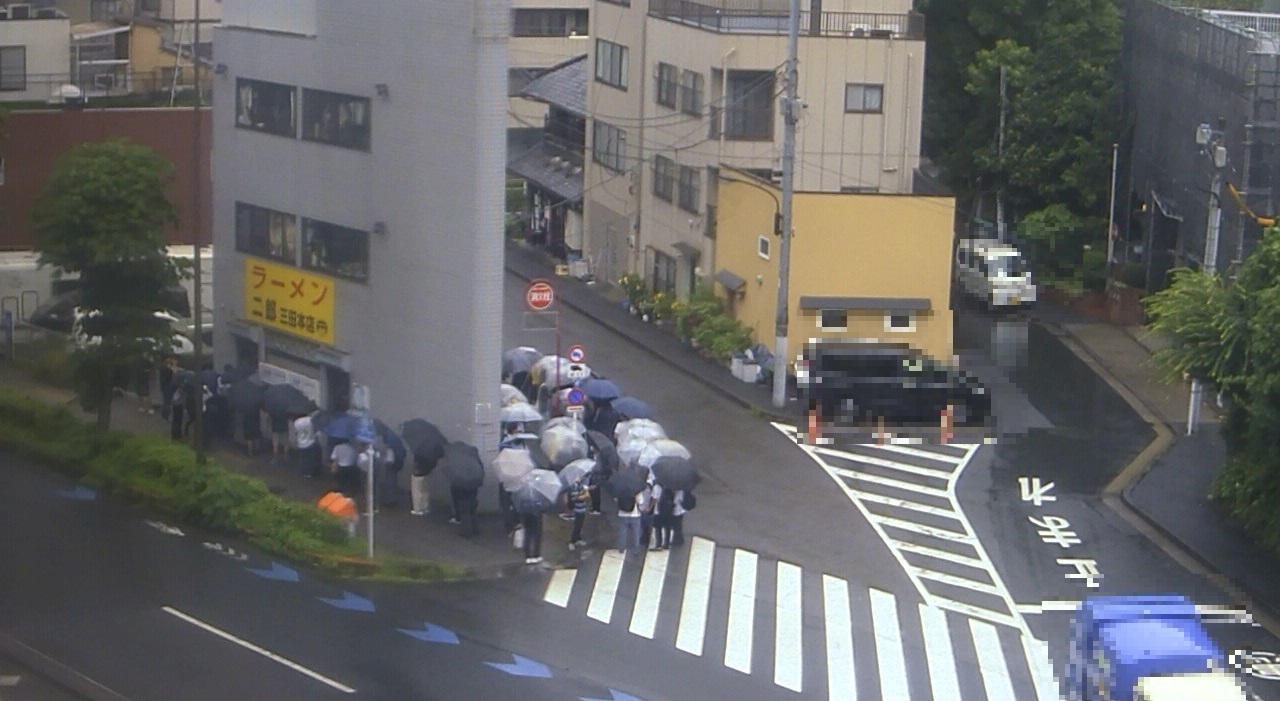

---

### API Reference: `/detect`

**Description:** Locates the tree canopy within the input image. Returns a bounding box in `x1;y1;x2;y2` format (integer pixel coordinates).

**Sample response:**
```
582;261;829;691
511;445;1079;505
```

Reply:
31;140;184;430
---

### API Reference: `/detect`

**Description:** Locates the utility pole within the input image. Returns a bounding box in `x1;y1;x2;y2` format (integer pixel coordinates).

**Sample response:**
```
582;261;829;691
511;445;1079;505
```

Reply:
1106;143;1119;266
1187;121;1227;436
996;65;1007;243
191;0;206;464
771;0;800;410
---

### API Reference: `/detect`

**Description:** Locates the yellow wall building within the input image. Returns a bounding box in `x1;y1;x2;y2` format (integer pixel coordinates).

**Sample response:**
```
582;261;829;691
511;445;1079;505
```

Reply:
713;169;956;368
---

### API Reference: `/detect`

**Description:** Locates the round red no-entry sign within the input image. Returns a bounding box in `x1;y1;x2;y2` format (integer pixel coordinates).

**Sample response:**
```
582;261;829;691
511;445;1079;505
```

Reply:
526;280;555;311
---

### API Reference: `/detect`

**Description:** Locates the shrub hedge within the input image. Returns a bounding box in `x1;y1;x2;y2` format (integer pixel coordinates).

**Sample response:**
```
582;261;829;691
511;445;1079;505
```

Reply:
0;388;463;582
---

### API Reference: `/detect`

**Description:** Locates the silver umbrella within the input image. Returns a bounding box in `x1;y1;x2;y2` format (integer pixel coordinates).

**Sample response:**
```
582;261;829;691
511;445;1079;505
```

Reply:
500;383;526;407
615;418;666;445
543;415;587;436
502;346;543;381
511;468;563;514
530;356;571;388
541;424;588;468
637;438;692;469
617;436;655;470
494;448;536;488
499;402;543;424
559;458;596;487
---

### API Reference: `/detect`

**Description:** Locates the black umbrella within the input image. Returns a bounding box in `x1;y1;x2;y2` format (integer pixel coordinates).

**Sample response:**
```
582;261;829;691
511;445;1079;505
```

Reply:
584;430;620;477
220;365;254;384
651;455;700;491
400;419;448;463
225;379;265;413
262;384;315;420
374;420;407;466
502;347;543;380
442;441;485;490
198;368;219;389
605;467;647;498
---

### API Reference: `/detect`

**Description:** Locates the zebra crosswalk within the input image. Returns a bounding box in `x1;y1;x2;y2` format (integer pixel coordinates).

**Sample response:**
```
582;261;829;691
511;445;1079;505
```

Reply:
540;535;1062;700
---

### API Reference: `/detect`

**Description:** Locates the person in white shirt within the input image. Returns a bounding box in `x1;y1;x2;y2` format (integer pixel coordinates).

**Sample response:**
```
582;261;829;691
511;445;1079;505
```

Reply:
290;412;320;477
329;441;358;493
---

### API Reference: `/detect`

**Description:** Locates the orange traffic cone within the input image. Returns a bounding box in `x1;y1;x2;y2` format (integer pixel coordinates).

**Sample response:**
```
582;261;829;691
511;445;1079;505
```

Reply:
318;491;358;536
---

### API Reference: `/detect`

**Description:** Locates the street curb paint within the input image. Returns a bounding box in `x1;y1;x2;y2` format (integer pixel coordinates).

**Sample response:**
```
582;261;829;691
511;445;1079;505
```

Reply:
1042;321;1280;636
0;631;135;701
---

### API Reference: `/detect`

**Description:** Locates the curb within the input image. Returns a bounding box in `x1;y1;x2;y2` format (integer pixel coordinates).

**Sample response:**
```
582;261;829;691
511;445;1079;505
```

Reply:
503;252;798;425
1042;320;1280;634
0;631;134;701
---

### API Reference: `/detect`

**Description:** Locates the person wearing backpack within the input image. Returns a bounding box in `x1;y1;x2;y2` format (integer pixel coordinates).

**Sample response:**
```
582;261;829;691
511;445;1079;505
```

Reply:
673;490;695;547
566;478;589;551
615;487;643;556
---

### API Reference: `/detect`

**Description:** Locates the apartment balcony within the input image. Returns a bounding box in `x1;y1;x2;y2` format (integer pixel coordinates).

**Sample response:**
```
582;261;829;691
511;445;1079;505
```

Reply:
648;0;924;39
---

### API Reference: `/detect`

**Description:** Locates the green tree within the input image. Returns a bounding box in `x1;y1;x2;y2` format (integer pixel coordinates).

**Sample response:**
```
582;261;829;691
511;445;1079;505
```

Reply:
1143;226;1280;556
31;140;183;431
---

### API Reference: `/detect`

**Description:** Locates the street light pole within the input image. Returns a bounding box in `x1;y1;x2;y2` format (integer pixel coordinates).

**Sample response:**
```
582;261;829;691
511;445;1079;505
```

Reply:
1187;122;1226;436
191;0;206;463
771;0;800;410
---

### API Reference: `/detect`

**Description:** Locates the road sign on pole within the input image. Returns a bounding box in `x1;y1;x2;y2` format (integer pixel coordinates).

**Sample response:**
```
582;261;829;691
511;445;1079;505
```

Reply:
566;406;585;421
566;388;585;407
526;279;556;312
567;345;587;363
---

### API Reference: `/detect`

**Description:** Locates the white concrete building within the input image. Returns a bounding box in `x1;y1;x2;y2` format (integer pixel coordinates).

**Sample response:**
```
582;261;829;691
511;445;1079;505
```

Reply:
0;4;71;102
582;0;926;296
211;0;506;452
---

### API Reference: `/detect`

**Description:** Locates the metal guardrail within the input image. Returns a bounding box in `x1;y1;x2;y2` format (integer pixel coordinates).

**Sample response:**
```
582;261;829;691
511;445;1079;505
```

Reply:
648;0;924;39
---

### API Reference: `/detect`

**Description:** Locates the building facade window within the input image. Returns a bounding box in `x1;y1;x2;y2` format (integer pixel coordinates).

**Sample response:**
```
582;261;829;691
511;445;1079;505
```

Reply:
236;202;299;263
594;39;629;90
512;8;589;36
653;155;675;201
886;311;915;332
758;235;771;259
303;218;370;282
725;70;775;140
680;70;704;116
592;120;627;172
652;250;677;295
655;62;678;108
845;83;884;113
819;309;848;331
677;164;701;213
302;89;371;151
599;0;629;5
236;78;297;138
0;46;26;92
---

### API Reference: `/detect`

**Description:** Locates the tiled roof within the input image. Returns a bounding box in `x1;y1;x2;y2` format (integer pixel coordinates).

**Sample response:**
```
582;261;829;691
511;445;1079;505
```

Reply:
507;142;584;203
518;54;588;117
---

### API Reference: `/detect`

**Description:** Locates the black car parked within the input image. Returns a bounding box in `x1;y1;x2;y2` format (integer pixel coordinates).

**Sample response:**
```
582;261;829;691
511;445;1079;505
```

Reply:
796;340;990;430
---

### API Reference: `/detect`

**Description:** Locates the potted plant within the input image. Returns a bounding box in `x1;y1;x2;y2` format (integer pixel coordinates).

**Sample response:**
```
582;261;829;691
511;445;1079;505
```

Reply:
618;273;648;315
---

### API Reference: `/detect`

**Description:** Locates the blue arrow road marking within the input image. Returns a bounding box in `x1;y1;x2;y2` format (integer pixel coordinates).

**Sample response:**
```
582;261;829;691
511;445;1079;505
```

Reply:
581;690;647;701
317;592;375;613
246;562;300;582
397;622;460;645
484;655;552;678
56;486;96;501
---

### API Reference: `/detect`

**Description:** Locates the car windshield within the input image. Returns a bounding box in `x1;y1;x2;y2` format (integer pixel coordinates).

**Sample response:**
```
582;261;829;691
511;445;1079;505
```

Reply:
990;254;1027;277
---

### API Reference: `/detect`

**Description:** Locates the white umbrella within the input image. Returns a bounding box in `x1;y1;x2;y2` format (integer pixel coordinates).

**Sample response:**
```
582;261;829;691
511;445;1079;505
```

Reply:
500;384;525;407
637;438;692;469
559;458;596;487
616;418;666;445
617;436;655;469
543;415;587;436
499;402;543;423
542;424;589;468
530;356;570;387
494;448;536;488
511;468;564;514
523;468;564;503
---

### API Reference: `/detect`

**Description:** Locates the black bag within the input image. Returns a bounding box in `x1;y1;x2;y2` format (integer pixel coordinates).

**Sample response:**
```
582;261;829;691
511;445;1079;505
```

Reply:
681;492;697;511
658;488;677;515
617;492;637;513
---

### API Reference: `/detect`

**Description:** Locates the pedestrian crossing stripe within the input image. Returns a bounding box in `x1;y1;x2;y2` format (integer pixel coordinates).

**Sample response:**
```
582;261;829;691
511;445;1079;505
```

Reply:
541;536;1065;700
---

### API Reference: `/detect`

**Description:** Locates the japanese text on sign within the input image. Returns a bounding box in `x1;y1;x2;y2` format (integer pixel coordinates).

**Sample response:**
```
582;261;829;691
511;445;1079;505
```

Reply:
245;258;336;346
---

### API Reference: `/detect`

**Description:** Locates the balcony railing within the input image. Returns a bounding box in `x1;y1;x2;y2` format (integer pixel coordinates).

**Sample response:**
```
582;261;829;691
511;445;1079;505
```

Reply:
649;0;924;39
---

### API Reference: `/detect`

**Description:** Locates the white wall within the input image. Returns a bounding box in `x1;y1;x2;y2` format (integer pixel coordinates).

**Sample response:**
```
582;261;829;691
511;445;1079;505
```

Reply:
0;18;72;102
219;0;312;35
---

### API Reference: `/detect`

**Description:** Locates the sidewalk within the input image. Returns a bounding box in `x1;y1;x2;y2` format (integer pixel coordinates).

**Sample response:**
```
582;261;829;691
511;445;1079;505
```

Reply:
0;363;613;579
509;241;1280;625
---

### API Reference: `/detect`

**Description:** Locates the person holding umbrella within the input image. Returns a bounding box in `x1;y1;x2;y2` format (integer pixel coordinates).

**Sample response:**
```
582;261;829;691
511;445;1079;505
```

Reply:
511;469;562;564
400;419;448;516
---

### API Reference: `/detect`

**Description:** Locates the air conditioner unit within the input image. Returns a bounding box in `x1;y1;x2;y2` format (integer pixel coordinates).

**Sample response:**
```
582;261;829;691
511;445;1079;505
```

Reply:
8;4;32;19
770;169;783;184
94;73;117;89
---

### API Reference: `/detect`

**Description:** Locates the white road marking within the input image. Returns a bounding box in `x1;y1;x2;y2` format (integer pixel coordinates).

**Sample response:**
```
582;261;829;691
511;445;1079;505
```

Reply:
587;550;625;624
817;447;957;476
870;588;911;700
852;491;963;518
542;568;577;608
773;561;804;692
919;605;962;701
1022;634;1064;701
0;674;19;686
970;619;1018;701
723;549;758;674
161;606;355;693
876;514;971;542
675;536;715;656
831;467;952;497
869;442;967;464
1016;600;1081;614
629;549;670;639
910;567;1001;596
822;575;857;701
896;540;986;568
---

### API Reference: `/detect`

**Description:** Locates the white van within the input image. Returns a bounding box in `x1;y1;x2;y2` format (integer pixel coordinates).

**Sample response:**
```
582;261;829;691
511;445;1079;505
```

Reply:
954;238;1037;309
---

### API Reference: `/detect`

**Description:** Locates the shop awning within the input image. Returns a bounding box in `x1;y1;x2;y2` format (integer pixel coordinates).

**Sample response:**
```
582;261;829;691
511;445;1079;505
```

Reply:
506;142;584;204
799;296;931;311
714;269;747;292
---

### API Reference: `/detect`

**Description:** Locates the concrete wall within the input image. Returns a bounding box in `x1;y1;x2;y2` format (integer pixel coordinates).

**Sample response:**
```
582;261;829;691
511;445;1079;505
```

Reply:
0;108;212;248
211;0;506;453
716;175;954;365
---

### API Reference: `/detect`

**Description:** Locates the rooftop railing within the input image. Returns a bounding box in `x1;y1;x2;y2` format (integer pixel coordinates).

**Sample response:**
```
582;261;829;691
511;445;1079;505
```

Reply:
648;0;924;39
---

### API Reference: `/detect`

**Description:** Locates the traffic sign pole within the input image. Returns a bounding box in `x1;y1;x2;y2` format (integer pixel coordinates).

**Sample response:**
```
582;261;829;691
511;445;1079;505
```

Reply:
525;280;562;392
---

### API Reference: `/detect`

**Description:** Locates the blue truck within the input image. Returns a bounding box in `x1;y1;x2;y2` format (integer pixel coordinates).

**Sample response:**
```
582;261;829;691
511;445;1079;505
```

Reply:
1065;594;1251;701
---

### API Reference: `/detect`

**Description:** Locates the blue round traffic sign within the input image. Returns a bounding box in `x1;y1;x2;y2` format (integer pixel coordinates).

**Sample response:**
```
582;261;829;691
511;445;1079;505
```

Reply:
566;388;585;406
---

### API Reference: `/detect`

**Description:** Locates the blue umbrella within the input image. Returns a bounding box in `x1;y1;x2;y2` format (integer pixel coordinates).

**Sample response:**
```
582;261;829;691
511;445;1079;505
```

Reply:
612;396;653;420
374;420;407;466
582;378;622;401
353;413;377;444
321;413;360;440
